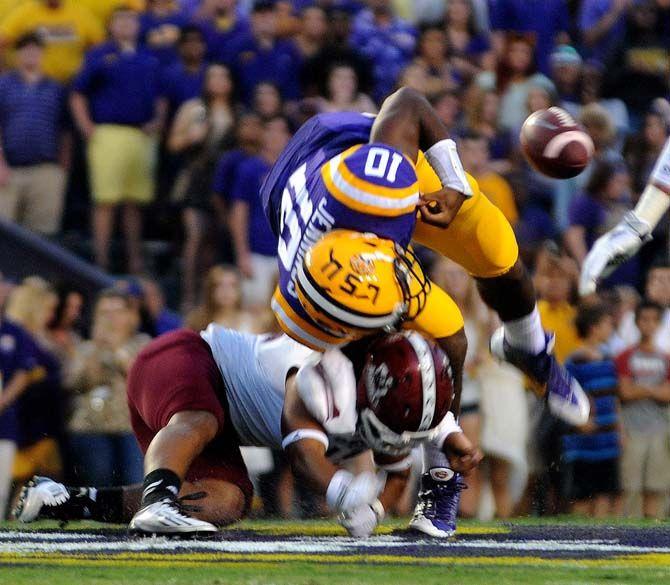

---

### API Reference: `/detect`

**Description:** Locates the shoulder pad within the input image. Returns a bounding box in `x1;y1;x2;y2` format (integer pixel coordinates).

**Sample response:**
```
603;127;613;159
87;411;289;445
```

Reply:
296;349;358;435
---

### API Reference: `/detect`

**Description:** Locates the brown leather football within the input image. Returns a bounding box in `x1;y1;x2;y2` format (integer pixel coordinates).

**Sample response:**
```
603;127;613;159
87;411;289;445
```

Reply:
520;106;594;179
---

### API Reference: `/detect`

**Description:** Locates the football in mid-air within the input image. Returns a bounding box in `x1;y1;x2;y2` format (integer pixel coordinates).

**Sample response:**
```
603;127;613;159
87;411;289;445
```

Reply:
520;106;594;179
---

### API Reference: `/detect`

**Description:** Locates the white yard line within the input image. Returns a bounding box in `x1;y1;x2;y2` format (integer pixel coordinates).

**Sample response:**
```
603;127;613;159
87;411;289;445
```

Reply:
0;534;669;556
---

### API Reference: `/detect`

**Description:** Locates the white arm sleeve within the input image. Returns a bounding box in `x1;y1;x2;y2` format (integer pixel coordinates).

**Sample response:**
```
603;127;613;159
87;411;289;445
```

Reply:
428;412;463;451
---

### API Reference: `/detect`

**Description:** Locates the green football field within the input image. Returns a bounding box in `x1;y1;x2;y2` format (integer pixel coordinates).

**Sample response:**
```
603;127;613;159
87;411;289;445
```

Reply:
1;517;669;585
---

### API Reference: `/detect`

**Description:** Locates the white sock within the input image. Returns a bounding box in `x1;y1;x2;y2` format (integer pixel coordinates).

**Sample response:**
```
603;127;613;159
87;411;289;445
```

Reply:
422;442;451;474
503;305;545;354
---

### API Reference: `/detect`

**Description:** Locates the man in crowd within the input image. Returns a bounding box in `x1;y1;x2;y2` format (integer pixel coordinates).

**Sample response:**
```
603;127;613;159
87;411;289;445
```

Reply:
616;300;670;519
0;0;103;83
229;115;290;309
0;32;69;237
618;261;670;352
160;25;207;117
70;7;167;274
196;0;250;64
349;0;416;103
226;0;302;104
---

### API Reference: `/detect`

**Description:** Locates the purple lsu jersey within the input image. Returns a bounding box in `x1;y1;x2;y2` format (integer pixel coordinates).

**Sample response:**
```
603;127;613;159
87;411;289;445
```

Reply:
260;112;420;350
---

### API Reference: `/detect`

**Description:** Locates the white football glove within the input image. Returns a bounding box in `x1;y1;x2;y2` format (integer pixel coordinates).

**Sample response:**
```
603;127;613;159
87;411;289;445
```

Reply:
579;212;652;296
339;500;385;538
326;470;385;515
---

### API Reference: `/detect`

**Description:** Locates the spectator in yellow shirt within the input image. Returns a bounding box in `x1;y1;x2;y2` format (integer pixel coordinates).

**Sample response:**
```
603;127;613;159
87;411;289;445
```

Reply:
0;0;28;22
534;243;581;364
0;0;104;82
458;130;519;225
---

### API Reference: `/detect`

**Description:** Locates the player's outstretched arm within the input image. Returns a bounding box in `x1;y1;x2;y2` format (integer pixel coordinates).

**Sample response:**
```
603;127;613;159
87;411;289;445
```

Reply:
370;86;450;161
580;138;670;295
281;372;383;518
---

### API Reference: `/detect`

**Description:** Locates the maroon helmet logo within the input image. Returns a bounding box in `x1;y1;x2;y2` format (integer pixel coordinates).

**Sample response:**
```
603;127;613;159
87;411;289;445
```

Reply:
365;362;394;407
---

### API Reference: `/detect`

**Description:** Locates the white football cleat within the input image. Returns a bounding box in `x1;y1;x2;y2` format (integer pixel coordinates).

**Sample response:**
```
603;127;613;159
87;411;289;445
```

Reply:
15;476;70;522
129;498;218;536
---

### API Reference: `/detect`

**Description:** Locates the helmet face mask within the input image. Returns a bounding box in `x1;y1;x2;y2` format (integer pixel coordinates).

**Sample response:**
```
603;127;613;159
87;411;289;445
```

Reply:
358;407;438;456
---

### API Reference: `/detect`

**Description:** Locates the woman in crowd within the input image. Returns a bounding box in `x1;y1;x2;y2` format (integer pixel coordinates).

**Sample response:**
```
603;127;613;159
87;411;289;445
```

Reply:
64;289;150;486
463;87;513;173
493;33;554;134
47;284;84;366
625;101;670;196
444;0;493;79
168;62;236;311
185;264;274;333
412;26;458;98
252;82;284;120
4;278;63;486
313;63;376;114
292;5;328;61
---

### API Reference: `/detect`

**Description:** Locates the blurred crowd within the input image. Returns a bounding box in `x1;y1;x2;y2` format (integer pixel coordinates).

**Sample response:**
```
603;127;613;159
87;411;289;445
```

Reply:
2;0;670;520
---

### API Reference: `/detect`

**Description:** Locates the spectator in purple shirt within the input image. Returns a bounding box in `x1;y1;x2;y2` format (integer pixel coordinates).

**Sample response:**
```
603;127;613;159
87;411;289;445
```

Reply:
444;0;494;81
160;25;207;117
228;115;290;309
565;160;639;288
578;0;629;64
140;0;189;67
0;309;35;518
489;0;570;76
139;277;183;335
195;0;251;64
212;111;262;210
350;0;416;102
228;0;303;104
0;33;70;237
301;6;373;98
71;7;167;275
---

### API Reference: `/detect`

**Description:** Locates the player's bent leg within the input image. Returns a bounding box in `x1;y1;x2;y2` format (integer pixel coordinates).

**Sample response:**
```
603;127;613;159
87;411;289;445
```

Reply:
143;411;219;479
15;476;140;524
129;410;220;535
415;171;589;425
180;478;246;526
482;261;589;426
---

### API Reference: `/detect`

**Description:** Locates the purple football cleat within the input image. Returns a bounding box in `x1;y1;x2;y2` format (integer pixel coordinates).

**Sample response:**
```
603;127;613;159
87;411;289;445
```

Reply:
409;469;465;538
490;327;590;426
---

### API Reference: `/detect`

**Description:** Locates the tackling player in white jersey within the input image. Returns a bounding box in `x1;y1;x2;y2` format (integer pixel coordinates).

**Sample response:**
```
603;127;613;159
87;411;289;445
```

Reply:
16;327;480;537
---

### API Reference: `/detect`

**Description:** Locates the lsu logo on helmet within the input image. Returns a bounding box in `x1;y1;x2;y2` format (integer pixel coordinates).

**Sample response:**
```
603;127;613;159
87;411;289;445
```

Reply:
295;230;430;339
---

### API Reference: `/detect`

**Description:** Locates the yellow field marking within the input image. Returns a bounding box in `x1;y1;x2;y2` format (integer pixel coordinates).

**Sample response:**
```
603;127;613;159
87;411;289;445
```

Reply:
2;552;670;569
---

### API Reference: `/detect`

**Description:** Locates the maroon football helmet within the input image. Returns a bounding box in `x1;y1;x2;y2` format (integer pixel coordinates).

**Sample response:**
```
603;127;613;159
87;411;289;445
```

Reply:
356;331;454;455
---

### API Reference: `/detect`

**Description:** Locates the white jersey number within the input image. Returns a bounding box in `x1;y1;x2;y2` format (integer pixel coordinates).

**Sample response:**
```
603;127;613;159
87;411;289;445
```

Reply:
364;147;403;183
278;163;313;271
